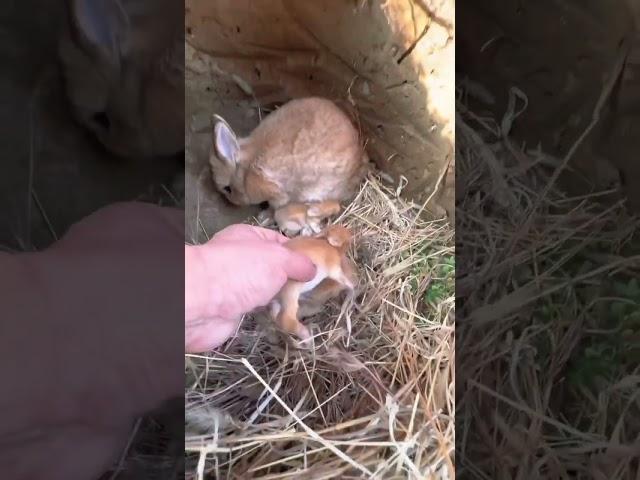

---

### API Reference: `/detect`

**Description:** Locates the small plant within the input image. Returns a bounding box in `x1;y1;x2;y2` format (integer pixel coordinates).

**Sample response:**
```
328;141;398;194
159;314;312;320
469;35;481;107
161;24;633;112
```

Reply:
567;277;640;390
425;255;455;305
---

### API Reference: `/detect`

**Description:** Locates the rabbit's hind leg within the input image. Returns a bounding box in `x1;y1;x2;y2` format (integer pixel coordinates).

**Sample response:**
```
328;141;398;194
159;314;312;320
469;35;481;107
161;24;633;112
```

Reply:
307;200;342;221
275;283;310;340
307;200;342;234
298;278;346;317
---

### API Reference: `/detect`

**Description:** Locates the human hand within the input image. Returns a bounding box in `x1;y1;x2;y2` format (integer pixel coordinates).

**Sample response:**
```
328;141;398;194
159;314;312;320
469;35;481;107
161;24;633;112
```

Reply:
0;202;184;479
185;224;316;352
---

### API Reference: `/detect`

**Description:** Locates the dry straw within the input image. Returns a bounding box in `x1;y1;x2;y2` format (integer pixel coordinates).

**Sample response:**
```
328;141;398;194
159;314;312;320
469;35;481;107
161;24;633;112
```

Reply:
457;75;640;479
185;176;455;479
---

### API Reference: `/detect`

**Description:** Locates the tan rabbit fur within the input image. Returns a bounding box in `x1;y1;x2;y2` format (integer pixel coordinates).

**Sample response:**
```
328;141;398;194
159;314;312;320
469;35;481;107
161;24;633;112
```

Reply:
270;225;357;340
210;97;368;232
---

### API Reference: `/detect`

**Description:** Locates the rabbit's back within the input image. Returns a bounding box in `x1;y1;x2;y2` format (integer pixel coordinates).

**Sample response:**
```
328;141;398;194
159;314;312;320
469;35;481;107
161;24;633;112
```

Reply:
245;98;366;205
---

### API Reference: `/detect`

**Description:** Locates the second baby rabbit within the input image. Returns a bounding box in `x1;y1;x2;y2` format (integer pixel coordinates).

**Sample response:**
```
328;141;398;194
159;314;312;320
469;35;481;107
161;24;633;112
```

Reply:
209;97;368;234
270;225;357;341
273;200;342;237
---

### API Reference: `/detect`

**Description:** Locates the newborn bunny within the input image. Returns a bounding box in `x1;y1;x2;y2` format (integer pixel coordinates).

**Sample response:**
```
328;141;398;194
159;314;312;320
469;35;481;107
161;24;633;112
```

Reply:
273;200;342;237
209;97;368;234
270;225;357;340
58;0;184;158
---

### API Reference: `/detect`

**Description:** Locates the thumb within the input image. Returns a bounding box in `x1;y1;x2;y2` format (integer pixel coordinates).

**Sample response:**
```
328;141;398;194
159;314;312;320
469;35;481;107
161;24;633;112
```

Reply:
279;248;317;282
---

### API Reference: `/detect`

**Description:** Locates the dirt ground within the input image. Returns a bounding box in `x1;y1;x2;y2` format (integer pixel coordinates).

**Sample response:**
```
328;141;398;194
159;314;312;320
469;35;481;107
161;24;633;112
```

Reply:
185;0;455;222
184;65;261;243
1;0;183;251
457;0;640;211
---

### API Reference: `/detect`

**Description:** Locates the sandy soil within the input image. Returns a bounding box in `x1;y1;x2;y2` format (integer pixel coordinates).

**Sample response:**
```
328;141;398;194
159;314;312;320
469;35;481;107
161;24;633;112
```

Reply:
184;67;261;243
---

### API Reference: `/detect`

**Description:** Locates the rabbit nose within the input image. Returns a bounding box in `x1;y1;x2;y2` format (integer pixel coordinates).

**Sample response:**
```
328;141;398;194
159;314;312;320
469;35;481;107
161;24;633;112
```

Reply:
91;111;111;131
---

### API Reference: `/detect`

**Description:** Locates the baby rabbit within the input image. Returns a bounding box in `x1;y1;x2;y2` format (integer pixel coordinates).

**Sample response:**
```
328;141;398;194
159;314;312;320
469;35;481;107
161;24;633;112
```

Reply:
210;97;368;233
273;200;342;237
270;225;357;340
58;0;184;158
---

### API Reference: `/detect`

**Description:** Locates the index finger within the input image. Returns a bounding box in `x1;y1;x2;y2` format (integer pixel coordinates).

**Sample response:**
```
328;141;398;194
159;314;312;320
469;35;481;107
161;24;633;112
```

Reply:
212;224;288;244
249;226;289;244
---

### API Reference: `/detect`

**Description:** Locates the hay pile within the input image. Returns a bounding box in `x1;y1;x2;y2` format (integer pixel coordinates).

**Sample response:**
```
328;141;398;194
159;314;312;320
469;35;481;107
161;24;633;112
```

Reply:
457;87;640;478
185;176;455;479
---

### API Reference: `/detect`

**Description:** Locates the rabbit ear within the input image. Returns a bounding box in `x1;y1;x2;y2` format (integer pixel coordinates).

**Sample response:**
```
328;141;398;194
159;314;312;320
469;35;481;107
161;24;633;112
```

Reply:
327;236;343;248
70;0;129;64
214;119;239;166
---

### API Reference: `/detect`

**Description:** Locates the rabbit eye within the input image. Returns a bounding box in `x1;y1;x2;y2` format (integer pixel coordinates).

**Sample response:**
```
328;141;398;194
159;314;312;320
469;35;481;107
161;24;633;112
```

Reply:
223;186;232;194
92;111;111;130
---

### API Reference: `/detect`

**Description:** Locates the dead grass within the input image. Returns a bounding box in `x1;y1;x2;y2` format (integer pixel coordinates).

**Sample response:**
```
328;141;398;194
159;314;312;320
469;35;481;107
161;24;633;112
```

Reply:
456;84;640;479
185;176;455;479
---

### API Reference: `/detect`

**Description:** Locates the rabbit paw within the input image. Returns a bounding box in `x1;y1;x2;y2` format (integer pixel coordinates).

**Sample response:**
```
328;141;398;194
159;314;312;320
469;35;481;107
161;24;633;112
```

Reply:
257;209;276;226
309;220;324;234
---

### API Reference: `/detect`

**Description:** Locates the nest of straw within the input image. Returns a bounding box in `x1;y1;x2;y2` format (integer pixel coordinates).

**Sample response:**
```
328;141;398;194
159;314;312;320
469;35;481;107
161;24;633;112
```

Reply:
457;84;640;479
185;176;455;479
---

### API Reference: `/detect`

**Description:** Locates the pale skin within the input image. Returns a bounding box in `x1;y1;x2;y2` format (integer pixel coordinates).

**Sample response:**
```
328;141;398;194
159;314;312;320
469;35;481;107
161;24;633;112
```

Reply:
185;224;317;352
0;202;185;479
0;202;315;479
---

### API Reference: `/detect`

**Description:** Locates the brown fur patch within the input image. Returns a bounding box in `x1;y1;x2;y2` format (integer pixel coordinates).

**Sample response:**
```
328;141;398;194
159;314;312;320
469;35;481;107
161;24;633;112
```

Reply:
244;167;284;205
